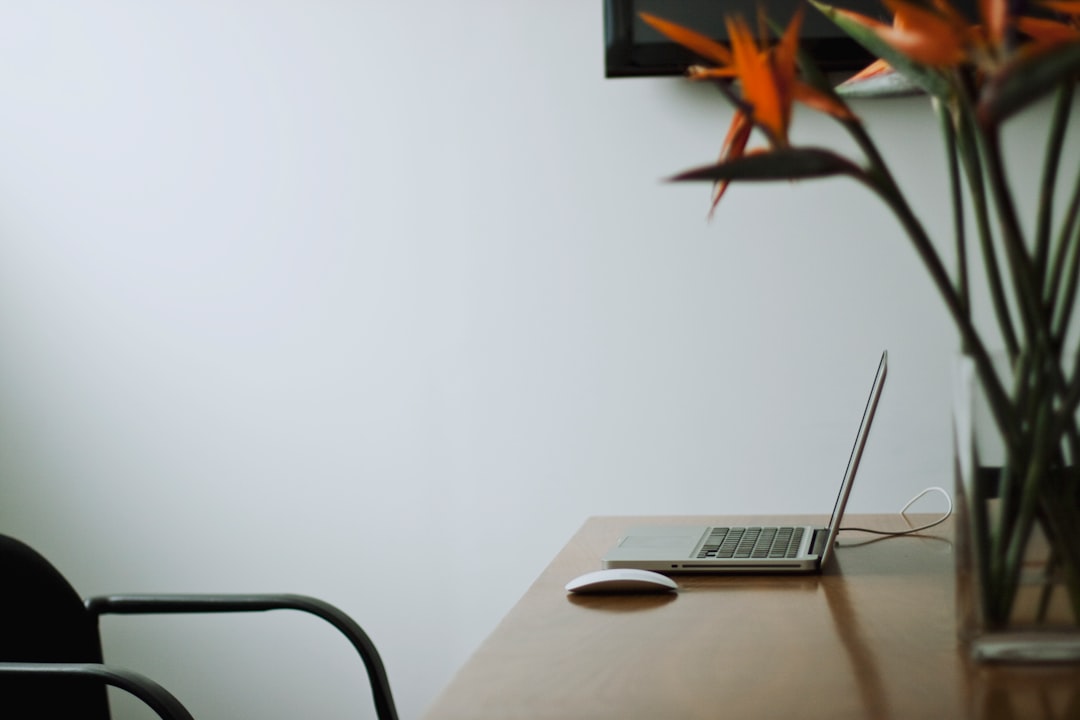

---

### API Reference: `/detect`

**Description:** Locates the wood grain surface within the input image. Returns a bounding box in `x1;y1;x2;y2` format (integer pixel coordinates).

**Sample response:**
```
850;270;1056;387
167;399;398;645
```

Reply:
422;515;1080;720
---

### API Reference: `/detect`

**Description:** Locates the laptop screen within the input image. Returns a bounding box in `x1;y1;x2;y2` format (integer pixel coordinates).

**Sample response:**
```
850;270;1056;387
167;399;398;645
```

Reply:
818;351;888;567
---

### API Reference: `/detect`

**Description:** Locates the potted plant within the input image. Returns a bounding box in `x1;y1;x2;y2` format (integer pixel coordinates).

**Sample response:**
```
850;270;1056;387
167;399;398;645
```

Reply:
640;0;1080;660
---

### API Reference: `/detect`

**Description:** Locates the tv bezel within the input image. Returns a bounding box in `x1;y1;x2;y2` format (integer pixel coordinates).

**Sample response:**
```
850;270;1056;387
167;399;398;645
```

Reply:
603;0;881;79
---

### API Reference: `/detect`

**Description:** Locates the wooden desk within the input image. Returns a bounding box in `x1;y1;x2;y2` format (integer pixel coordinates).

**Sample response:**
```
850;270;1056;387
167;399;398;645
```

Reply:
423;515;1080;720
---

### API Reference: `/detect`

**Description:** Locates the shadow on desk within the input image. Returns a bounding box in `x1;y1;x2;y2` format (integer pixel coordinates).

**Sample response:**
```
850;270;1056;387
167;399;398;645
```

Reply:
831;531;1079;720
567;593;678;612
966;666;1080;719
832;531;954;576
673;573;821;592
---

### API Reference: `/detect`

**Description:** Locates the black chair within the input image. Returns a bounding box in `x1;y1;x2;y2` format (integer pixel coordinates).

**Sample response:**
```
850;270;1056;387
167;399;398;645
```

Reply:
0;534;398;720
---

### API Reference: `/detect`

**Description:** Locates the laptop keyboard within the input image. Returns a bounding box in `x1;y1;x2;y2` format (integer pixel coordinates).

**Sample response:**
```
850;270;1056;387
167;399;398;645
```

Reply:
695;527;805;560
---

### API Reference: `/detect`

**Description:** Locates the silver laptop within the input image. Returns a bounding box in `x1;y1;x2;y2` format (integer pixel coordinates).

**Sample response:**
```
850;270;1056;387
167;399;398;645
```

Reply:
603;351;887;574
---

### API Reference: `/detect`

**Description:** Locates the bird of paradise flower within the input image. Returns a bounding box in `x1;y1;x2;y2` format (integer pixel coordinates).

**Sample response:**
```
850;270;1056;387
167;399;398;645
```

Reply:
641;0;1080;629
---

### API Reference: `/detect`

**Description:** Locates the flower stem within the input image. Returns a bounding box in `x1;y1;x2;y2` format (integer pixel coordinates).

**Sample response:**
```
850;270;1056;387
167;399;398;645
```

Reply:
938;97;970;326
841;117;1016;446
1034;82;1074;287
954;91;1020;359
1048;163;1080;343
979;126;1047;350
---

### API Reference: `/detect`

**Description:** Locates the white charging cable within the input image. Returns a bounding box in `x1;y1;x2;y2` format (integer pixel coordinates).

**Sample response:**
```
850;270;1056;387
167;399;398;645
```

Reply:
840;486;953;536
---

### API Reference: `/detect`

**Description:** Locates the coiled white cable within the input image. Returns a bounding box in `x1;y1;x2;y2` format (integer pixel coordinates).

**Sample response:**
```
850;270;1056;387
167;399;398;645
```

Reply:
840;486;953;536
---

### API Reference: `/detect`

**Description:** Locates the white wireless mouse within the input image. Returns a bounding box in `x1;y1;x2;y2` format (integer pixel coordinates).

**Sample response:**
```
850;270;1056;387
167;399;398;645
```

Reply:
565;568;678;594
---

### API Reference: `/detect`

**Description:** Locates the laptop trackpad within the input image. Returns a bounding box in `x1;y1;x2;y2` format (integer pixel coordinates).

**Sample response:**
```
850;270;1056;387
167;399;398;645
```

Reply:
617;526;706;549
605;527;705;563
620;535;697;549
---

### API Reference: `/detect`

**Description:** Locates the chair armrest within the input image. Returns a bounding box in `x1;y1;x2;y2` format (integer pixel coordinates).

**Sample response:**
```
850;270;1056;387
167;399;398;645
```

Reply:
0;661;195;720
85;593;397;720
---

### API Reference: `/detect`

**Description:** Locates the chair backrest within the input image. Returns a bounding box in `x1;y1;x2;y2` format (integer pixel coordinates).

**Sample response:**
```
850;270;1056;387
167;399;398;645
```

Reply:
0;534;111;719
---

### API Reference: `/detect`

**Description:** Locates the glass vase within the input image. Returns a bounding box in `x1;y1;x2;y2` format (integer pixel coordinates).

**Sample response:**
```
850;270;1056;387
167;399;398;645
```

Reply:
953;353;1080;662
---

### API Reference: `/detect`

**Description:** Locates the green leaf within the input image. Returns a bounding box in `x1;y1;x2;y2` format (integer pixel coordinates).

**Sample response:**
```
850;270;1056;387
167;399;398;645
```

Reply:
809;0;953;99
980;43;1080;126
670;147;859;183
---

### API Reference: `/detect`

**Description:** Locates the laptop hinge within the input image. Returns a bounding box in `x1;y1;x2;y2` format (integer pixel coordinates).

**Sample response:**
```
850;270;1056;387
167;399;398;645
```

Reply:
810;529;828;556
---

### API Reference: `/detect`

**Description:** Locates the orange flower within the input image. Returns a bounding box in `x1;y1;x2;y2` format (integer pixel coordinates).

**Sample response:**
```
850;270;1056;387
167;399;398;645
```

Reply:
641;9;852;135
831;0;968;67
709;110;754;213
841;57;895;84
1017;16;1080;42
637;12;733;69
838;0;1080;82
727;14;791;143
979;0;1009;48
1017;0;1080;43
638;9;855;213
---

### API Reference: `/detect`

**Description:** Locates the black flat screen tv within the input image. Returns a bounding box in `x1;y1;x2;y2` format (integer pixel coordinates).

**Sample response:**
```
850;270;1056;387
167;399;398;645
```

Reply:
604;0;925;78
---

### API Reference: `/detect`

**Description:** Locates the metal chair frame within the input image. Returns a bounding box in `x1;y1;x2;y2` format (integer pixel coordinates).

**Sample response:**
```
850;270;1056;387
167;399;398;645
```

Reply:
0;537;398;720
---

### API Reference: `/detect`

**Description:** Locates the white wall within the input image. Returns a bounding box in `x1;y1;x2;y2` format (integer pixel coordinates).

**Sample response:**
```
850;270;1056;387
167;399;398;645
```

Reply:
0;2;1074;719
